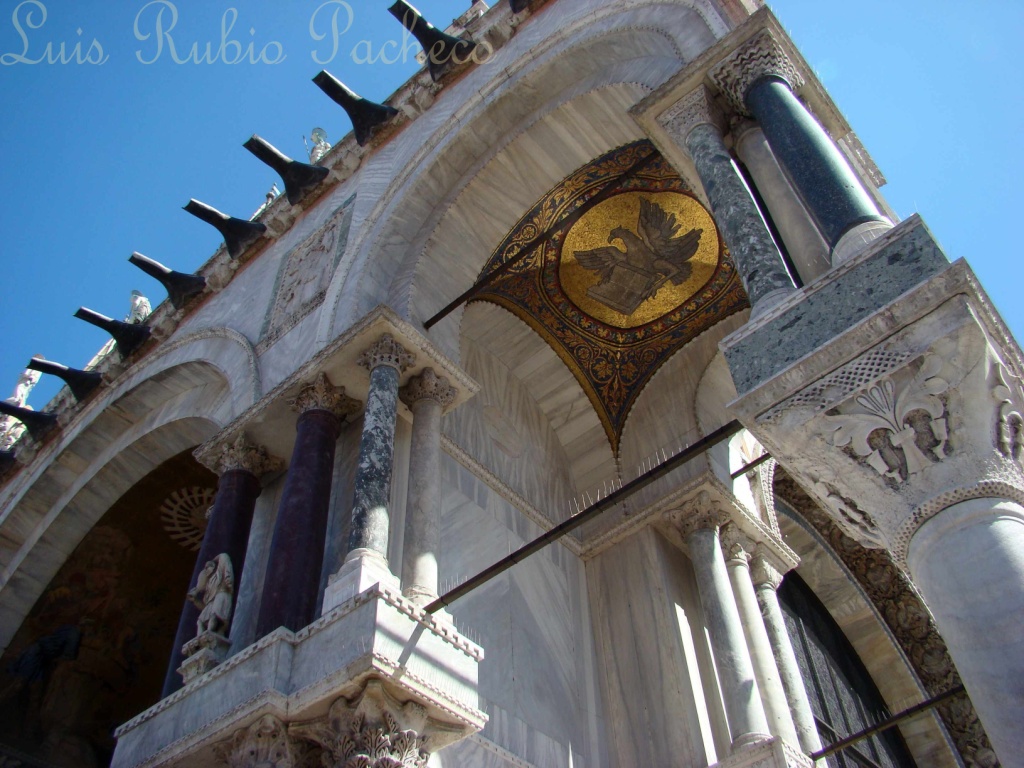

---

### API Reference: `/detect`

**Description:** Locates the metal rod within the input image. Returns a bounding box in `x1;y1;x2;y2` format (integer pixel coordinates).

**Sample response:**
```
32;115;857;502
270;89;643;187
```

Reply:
425;420;743;613
810;685;966;761
423;150;661;329
730;451;774;479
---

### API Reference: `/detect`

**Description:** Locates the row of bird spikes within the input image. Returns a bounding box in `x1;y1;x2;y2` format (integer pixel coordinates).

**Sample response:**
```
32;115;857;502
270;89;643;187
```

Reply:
0;0;534;467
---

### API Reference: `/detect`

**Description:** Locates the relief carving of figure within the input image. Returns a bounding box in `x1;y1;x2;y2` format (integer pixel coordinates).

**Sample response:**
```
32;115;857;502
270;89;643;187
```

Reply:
188;554;234;638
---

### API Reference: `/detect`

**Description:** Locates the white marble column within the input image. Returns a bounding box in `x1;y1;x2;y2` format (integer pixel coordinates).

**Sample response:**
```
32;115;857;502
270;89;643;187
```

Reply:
399;368;455;606
751;552;823;756
722;526;800;748
675;492;771;751
907;497;1024;763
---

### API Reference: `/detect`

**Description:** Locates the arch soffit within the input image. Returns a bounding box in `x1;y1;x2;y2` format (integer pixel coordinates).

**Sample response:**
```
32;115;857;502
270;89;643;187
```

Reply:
319;1;719;344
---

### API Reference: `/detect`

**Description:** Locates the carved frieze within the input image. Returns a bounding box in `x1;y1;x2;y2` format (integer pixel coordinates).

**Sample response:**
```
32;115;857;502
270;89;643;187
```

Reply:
400;368;456;409
709;28;806;116
359;334;415;374
290;372;362;418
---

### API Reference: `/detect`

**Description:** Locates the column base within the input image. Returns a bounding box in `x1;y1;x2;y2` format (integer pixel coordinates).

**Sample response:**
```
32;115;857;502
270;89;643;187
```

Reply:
831;219;893;264
322;548;401;614
712;736;812;768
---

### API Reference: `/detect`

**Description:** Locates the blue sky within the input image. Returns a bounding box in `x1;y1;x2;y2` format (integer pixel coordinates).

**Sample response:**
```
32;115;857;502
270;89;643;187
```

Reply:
0;0;1021;408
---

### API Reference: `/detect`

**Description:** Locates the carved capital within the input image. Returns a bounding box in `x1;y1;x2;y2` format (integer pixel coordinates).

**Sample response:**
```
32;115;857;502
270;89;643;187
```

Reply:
658;85;724;145
215;715;313;768
359;334;415;374
289;679;463;767
400;368;456;409
210;433;284;478
290;372;362;417
720;523;754;566
709;29;805;116
670;489;729;539
750;550;785;590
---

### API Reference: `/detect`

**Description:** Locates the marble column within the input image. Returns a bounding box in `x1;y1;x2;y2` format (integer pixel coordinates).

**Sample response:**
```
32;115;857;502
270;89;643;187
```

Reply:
399;368;456;606
659;86;797;318
732;121;830;284
907;497;1024;762
751;552;822;756
163;434;282;697
710;29;891;263
674;492;771;751
256;374;359;637
722;526;800;748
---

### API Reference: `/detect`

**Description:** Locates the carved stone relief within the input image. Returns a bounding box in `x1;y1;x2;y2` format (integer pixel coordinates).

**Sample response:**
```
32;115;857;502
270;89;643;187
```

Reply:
215;715;315;768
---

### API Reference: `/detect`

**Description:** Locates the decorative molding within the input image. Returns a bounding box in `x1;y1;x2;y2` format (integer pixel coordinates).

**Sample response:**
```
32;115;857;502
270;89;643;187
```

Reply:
658;85;724;144
205;433;285;479
290;372;362;418
992;360;1024;463
359;334;415;374
709;28;806;116
400;368;456;409
806;475;887;551
826;355;949;484
215;715;314;768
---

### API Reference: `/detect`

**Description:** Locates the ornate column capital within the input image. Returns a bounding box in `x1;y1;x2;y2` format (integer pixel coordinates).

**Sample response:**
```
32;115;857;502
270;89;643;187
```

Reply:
658;85;725;145
289;679;463;766
215;714;313;768
359;333;415;374
720;523;754;567
669;489;730;539
400;367;456;409
290;372;362;418
709;29;805;116
208;433;284;478
750;549;786;591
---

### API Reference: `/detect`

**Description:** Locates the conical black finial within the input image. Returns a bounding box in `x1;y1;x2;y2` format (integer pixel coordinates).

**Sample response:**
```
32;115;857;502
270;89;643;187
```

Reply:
183;199;267;259
312;72;399;147
509;0;530;12
0;401;59;441
74;307;152;359
243;136;330;205
27;357;103;402
388;0;478;82
129;253;206;310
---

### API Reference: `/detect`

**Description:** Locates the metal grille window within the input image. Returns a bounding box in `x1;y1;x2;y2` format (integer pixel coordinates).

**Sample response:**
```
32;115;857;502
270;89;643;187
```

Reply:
778;573;917;768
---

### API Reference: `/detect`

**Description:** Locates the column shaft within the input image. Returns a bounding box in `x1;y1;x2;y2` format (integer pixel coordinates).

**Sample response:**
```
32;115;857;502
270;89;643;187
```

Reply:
685;122;797;316
907;498;1024;763
348;364;401;557
257;409;341;636
755;581;822;755
401;395;444;603
688;525;771;749
724;541;800;746
162;468;261;697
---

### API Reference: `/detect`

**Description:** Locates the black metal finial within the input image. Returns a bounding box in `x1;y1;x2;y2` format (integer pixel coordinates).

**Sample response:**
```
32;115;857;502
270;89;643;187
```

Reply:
74;307;152;359
0;401;59;441
129;253;207;310
312;72;399;147
183;199;267;259
388;0;478;82
27;357;103;402
243;136;330;205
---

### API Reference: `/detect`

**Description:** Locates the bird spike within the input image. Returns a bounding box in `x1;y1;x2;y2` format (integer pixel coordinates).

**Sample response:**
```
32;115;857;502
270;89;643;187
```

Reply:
0;401;59;441
312;71;399;147
388;0;478;82
129;253;206;310
243;135;330;205
74;307;152;359
26;358;102;402
183;199;267;259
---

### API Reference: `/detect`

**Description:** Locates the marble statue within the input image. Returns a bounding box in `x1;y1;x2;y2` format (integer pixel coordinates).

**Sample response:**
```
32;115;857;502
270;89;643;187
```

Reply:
188;554;234;638
126;291;152;325
306;127;332;164
0;362;43;451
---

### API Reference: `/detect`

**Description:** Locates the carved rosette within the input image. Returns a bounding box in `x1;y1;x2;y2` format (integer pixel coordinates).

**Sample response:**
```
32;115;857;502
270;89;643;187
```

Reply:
669;489;729;539
211;434;285;478
400;368;456;409
215;715;313;768
709;29;806;116
290;372;362;418
658;85;725;145
289;680;462;768
359;334;415;374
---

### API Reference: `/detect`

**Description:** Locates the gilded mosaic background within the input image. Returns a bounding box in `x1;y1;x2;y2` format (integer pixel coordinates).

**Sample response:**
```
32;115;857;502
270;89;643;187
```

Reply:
472;140;748;452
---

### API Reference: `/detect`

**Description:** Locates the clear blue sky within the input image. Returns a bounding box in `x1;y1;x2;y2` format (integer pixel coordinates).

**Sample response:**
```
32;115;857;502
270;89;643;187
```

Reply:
1;0;1021;407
